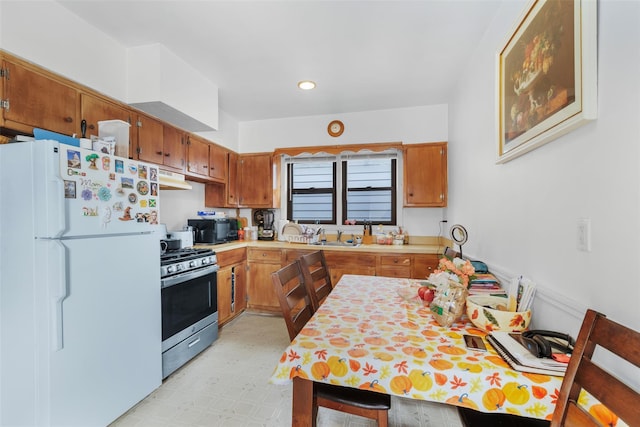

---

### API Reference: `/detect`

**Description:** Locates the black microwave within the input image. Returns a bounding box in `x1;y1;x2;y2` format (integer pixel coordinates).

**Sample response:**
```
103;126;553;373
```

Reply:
188;218;233;244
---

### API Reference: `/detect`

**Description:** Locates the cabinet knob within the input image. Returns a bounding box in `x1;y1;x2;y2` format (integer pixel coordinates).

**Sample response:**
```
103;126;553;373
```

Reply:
63;116;73;123
165;153;170;157
156;151;163;155
88;124;96;130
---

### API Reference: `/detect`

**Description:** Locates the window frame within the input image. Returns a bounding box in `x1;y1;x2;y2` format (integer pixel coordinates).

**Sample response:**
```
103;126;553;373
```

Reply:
286;162;337;225
285;150;399;226
341;158;397;226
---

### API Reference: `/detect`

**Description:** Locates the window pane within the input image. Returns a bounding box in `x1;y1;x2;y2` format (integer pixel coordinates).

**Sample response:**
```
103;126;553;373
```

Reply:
347;159;392;188
344;158;395;224
291;194;333;221
346;190;392;222
293;163;333;189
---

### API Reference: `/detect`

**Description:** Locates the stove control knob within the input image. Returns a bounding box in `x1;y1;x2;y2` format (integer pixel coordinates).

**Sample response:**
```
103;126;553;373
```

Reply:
176;264;182;272
202;257;210;265
189;261;196;268
167;265;174;274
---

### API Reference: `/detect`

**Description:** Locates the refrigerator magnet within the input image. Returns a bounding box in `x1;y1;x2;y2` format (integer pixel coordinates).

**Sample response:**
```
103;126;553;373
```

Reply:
119;207;133;221
64;180;76;198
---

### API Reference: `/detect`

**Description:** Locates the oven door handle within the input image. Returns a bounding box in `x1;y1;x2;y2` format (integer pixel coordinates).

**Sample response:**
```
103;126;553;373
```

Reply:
161;264;219;288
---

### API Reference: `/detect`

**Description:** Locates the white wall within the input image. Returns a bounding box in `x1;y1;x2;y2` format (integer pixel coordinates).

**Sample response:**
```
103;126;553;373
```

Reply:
0;0;238;149
238;105;450;237
449;0;640;387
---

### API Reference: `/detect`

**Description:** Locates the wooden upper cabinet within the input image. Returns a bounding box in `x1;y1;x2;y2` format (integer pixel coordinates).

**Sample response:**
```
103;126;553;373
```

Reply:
403;142;448;207
162;125;187;171
80;93;134;158
186;134;210;178
238;153;273;208
136;114;165;164
227;151;239;207
1;57;78;136
208;143;227;182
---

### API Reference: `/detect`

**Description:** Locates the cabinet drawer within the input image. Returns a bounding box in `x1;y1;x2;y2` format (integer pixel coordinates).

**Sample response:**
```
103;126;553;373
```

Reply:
247;248;282;263
324;252;376;267
216;247;246;267
285;248;315;262
378;255;411;267
378;266;412;278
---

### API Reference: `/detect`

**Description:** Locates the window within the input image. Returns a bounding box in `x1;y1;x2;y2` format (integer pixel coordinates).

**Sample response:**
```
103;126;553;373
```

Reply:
285;151;398;225
342;157;396;225
287;161;336;224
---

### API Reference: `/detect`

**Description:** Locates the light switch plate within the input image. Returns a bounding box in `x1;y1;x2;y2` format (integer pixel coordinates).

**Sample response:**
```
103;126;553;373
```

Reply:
577;218;591;252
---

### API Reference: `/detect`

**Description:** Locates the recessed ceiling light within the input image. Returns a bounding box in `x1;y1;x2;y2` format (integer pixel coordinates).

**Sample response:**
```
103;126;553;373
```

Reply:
298;80;316;90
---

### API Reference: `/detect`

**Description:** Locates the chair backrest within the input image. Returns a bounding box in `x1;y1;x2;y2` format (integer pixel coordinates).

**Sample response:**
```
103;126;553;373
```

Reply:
444;246;461;259
551;309;640;427
271;260;316;341
299;250;333;311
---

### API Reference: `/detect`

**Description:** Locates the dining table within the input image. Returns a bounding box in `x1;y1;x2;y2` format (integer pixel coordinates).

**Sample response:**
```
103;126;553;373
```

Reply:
270;274;574;425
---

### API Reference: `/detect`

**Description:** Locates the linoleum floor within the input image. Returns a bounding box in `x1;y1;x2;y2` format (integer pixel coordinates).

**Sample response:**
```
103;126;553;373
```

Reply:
110;313;463;427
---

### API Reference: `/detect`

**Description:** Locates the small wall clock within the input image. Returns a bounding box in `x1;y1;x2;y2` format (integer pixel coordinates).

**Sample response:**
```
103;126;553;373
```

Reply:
327;120;344;137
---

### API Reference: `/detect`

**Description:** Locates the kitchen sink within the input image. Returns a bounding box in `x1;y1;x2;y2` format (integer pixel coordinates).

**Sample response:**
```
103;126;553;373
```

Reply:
310;241;361;247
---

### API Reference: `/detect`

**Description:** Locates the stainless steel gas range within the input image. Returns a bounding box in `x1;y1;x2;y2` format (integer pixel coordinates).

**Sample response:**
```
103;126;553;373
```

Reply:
160;248;219;379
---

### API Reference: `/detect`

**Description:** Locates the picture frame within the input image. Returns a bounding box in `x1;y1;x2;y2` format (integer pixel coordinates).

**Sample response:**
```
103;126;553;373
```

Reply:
496;0;597;163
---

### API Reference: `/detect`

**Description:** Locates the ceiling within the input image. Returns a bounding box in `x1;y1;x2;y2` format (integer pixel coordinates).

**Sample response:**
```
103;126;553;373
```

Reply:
57;0;504;123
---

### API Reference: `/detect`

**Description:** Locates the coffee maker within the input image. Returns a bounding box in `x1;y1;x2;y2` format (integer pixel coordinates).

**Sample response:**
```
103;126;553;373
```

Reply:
253;209;275;240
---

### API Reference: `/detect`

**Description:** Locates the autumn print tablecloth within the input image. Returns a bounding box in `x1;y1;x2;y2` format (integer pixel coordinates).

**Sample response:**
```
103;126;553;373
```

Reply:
270;274;624;424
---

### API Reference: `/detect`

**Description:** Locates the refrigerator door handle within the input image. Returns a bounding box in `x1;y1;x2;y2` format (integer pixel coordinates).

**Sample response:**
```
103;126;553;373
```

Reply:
50;240;69;351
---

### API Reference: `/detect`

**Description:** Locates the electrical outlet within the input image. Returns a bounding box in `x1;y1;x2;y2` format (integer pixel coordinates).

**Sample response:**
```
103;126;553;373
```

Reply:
577;218;591;252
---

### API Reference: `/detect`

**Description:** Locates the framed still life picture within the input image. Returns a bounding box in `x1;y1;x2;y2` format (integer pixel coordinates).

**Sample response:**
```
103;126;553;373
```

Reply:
497;0;597;163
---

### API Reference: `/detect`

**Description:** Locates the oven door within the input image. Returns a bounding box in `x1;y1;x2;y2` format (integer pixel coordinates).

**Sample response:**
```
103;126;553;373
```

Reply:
161;264;218;352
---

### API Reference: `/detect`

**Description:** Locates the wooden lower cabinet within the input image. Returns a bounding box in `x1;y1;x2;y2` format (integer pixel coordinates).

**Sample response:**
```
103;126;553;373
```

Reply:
323;251;376;284
377;254;412;278
246;248;283;313
411;254;440;279
217;248;247;325
242;246;441;314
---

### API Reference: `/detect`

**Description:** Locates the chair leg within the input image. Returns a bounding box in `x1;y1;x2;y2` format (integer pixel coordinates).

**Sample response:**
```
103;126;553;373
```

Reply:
378;409;388;427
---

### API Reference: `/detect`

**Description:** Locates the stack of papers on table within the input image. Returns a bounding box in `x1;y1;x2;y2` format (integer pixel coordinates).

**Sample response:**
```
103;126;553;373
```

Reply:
487;332;567;376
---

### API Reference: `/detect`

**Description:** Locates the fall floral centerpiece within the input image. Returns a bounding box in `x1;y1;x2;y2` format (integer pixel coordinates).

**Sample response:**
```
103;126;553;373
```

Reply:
428;256;476;288
427;257;476;327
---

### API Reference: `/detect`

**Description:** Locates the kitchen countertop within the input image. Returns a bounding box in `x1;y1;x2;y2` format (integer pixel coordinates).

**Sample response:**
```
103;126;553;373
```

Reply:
196;237;448;255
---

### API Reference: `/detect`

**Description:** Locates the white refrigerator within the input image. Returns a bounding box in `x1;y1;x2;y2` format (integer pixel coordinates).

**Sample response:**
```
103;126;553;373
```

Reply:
0;140;162;426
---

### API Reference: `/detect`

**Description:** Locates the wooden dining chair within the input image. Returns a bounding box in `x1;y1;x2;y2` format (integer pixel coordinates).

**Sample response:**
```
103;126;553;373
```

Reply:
550;309;640;427
271;260;391;426
298;250;333;311
270;260;316;341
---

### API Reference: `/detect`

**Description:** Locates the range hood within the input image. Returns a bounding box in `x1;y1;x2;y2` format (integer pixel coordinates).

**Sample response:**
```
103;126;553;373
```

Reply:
130;101;214;132
158;170;193;190
127;44;219;132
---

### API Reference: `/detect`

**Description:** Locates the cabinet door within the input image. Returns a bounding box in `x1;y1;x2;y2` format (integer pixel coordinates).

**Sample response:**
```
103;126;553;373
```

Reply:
412;254;440;279
136;114;164;164
247;248;282;312
324;252;376;284
162;125;186;171
227;151;239;207
233;261;247;313
217;267;232;324
238;153;273;207
2;59;78;135
404;143;448;207
208;143;227;182
186;134;209;177
80;94;134;158
247;261;282;312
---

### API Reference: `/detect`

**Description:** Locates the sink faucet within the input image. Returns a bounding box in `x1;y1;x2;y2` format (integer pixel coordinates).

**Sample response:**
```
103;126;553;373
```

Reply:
336;229;343;242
